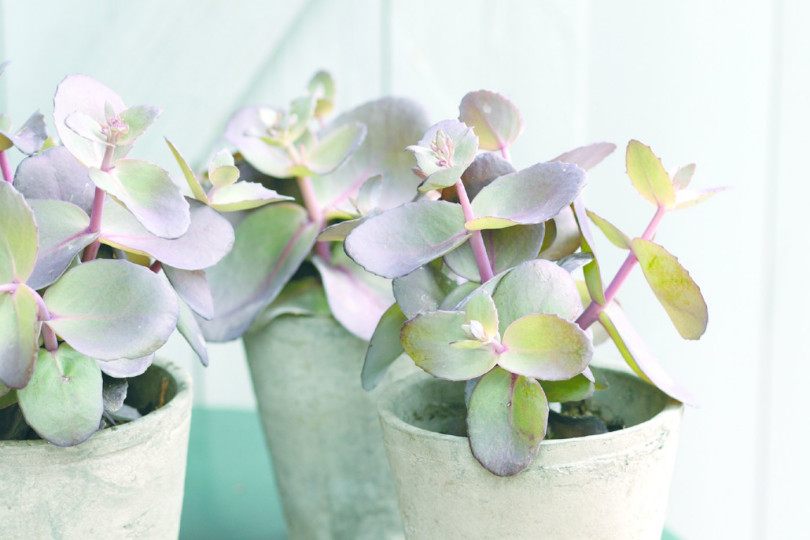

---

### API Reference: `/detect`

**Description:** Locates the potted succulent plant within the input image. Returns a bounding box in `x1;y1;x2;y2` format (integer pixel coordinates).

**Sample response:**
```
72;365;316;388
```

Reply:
344;90;720;539
0;66;270;537
197;72;428;539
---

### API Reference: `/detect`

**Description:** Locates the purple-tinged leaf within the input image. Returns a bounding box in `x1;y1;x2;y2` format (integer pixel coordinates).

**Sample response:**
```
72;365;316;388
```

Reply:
491;259;582;334
571;198;605;306
0;284;41;389
17;345;102;446
409;119;479;192
468;162;586;230
100;199;234;271
551;142;616;171
444;223;545;282
540;374;595;403
207;181;291;211
673;187;729;211
468;367;548;477
225;106;295;178
401;310;499;381
459;90;523;152
538;207;581;260
43;259;179;360
392;263;454;318
317;215;371;242
312;248;393;340
672;163;696;190
97;354;153;378
199;203;318;342
631;238;708;340
90;159;190;239
626;140;675;209
586;209;631;249
116;105;161;146
312;97;429;213
163;266;214;320
599;301;696;405
0;181;38;283
53;74;127;168
450;153;516;202
166;139;207;201
0;111;48;155
176;295;209;367
362;303;407;391
14;146;96;213
27;199;97;290
344;200;469;279
298;122;366;176
499;314;592;380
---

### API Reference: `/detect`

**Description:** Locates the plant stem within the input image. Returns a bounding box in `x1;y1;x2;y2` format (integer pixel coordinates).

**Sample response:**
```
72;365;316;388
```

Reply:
41;325;58;352
81;145;117;262
0;151;12;183
500;146;511;162
455;179;494;282
296;175;331;262
149;261;163;274
576;205;667;330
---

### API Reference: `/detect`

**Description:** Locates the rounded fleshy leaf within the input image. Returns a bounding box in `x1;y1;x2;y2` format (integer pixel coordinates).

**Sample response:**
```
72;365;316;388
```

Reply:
225;106;295;178
206;181;291;212
0;181;38;283
100;199;234;271
165;139;207;202
571;197;605;306
551;142;616;171
308;70;336;119
199;203;318;342
540;374;596;403
459;90;523;152
311;97;430;212
468;162;586;230
672;163;696;190
344;200;469;279
97;354;153;378
26;199;97;290
468;367;548;477
587;209;631;249
208;149;240;188
0;284;41;389
115;105;161;147
362;303;407;391
409;119;478;192
13;146;96;213
492;259;582;333
632;238;708;340
444;223;545;282
401;310;499;381
626;140;675;209
299;122;366;176
89;159;190;239
53;74;127;168
538;207;581;260
0;111;48;155
17;345;103;446
441;153;516;203
43;259;179;360
463;290;499;340
392;263;454;318
176;295;209;367
312;248;393;340
163;266;214;320
499;314;592;380
317;215;370;242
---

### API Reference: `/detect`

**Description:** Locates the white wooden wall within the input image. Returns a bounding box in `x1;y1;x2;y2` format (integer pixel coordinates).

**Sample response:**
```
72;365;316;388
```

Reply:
2;1;807;538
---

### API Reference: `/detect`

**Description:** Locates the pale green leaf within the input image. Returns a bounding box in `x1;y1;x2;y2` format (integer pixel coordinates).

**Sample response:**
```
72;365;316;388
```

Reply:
0;284;41;389
17;345;102;446
225;106;296;178
586;209;631;249
672;163;696;190
206;181;291;211
673;187;728;211
165;139;207;201
632;238;708;340
208;149;239;188
176;294;209;367
0;181;38;283
458;90;523;152
302;122;366;176
571;198;605;305
626;140;675;209
116;105;161;146
551;142;616;171
410;119;479;192
540;374;595;403
463;290;499;339
467;367;548;477
392;263;454;318
362;303;407;391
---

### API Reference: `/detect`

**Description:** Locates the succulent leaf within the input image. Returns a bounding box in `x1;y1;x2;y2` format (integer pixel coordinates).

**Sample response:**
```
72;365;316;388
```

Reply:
0;284;41;389
458;90;523;152
0;181;38;283
625;140;675;209
13;146;96;213
409;119;479;192
362;303;408;391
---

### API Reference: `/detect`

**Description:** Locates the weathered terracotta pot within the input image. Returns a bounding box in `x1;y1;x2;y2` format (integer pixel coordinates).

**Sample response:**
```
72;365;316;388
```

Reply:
378;368;683;540
244;314;410;540
0;359;192;539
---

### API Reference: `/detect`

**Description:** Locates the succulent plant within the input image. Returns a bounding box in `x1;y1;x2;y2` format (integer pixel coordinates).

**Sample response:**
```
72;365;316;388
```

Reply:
344;89;721;476
0;67;281;446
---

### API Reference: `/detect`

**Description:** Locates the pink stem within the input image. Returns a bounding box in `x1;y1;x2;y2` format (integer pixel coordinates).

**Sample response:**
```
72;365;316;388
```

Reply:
81;145;116;262
455;179;494;282
0;151;13;183
576;205;667;330
150;261;163;274
500;146;511;162
41;325;58;351
296;176;331;263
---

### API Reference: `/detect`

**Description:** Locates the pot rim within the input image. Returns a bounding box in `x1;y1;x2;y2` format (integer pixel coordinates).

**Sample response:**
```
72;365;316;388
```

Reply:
0;357;192;455
377;368;684;468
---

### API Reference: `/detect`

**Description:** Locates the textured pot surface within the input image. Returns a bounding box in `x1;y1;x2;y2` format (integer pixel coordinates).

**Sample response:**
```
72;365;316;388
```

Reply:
0;359;192;540
245;314;412;540
378;368;684;540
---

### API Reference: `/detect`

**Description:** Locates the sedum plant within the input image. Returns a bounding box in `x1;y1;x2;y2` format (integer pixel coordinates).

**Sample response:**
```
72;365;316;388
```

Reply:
0;67;281;446
197;72;429;344
345;90;721;476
